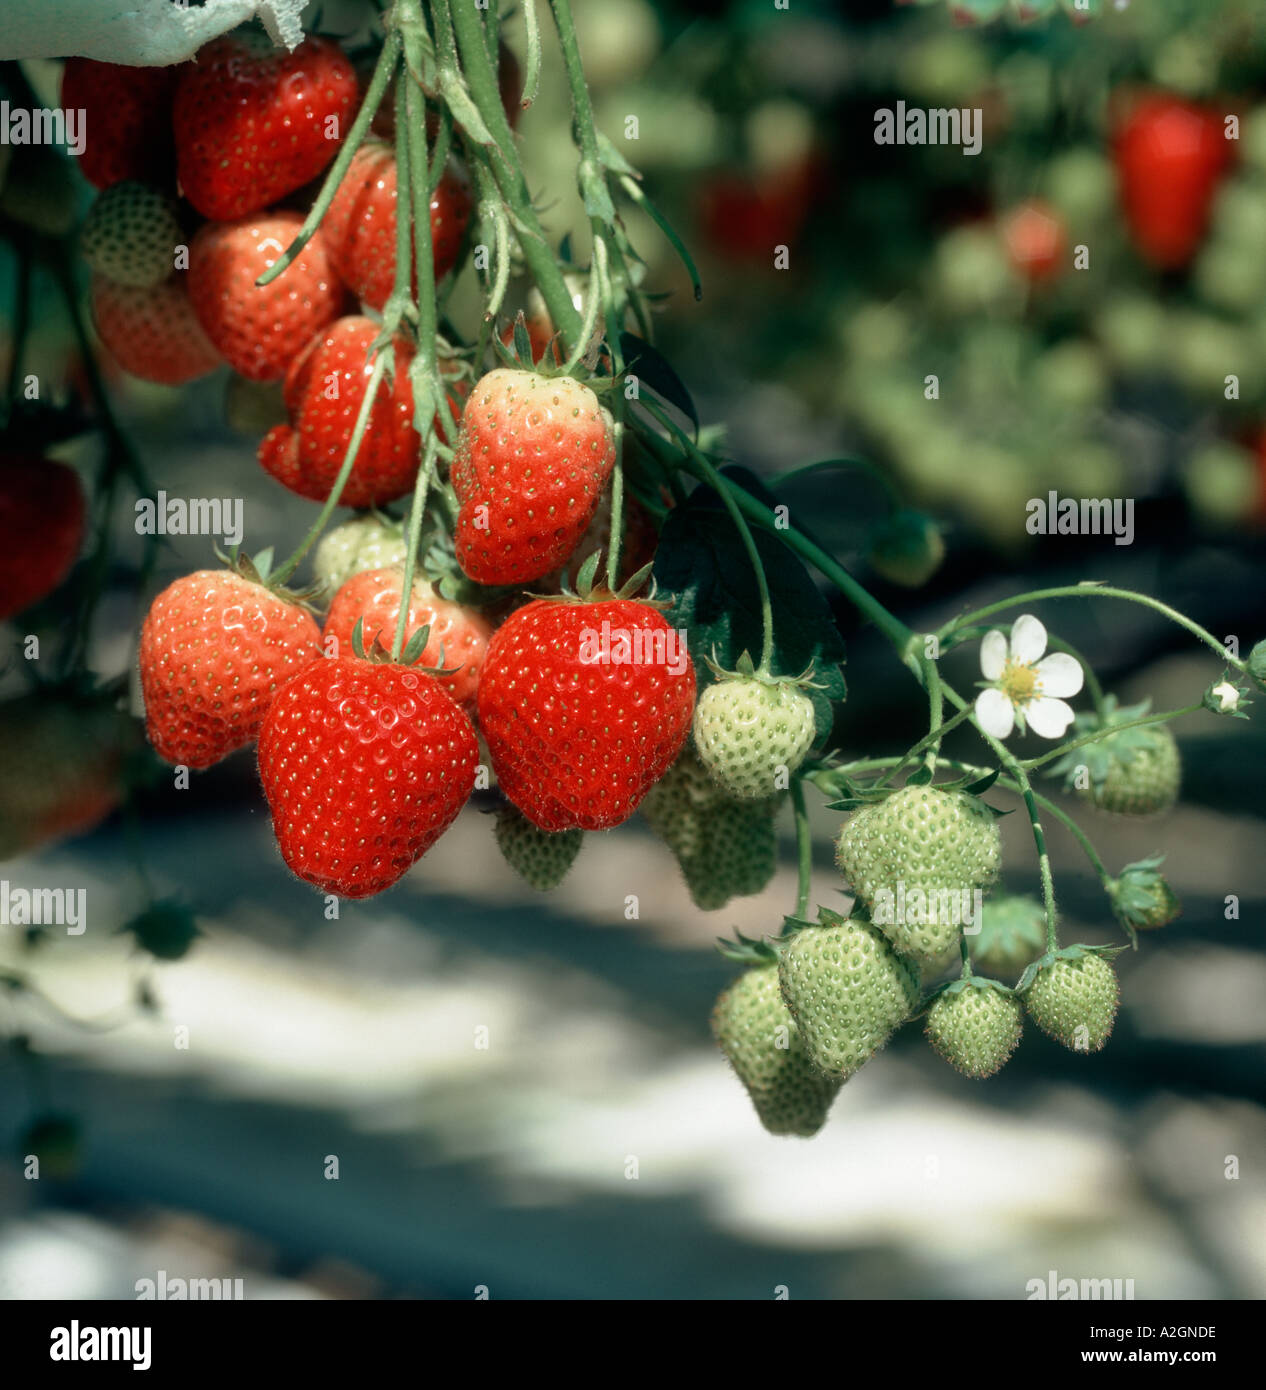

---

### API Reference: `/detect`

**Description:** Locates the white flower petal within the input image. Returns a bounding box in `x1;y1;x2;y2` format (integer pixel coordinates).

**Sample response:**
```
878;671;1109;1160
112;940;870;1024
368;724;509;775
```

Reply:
975;688;1016;739
980;630;1009;681
1033;652;1084;699
1010;614;1047;665
1026;696;1076;740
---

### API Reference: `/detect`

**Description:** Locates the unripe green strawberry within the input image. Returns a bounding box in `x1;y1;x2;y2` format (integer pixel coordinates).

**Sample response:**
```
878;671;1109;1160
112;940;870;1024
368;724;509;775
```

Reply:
80;182;182;288
712;962;841;1137
925;978;1023;1079
692;667;816;800
1024;950;1119;1053
641;743;718;861
778;908;920;1079
495;805;582;891
1109;856;1181;932
969;894;1047;975
1248;638;1266;689
835;784;1001;966
1053;697;1181;817
681;796;778;911
867;510;945;589
313;516;409;596
641;745;777;909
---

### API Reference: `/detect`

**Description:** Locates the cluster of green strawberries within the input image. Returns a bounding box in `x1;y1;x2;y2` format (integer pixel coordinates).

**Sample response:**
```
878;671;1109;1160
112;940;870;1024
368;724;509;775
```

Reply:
712;704;1189;1137
704;572;1228;1139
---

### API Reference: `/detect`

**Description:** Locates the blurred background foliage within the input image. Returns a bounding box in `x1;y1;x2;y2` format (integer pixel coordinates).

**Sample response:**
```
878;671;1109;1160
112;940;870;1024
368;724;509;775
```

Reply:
1;0;1264;1300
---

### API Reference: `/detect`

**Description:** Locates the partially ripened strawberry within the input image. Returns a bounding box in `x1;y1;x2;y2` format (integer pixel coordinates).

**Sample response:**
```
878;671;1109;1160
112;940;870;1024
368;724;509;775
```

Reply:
452;368;616;585
322;566;493;708
257;655;478;898
477;596;696;831
258;315;423;507
0;455;85;621
322;139;472;312
139;568;322;769
0;692;141;861
1001;198;1067;282
172;33;357;221
188;213;346;382
61;58;180;190
91;274;223;386
80;182;183;289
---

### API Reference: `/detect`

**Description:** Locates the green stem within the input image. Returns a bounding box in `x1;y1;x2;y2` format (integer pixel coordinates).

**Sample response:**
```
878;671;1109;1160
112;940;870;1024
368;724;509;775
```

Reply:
791;778;812;919
940;585;1245;673
256;29;401;287
441;0;584;349
772;456;903;511
877;703;974;788
1020;703;1201;772
641;400;775;672
1026;788;1112;888
271;353;390;586
942;683;1060;951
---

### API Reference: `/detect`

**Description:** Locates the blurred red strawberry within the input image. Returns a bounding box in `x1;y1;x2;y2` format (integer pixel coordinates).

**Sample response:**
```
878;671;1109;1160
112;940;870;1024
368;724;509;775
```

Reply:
1002;199;1067;282
92;274;223;386
60;59;180;190
1113;92;1233;270
0;455;85;620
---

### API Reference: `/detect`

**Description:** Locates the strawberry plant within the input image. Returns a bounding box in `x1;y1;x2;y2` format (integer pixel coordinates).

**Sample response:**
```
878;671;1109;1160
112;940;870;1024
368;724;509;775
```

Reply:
1;0;1263;1156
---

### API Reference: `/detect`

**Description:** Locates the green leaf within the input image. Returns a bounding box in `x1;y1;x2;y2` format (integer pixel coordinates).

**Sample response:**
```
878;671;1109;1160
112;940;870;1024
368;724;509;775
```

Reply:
963;768;1001;796
620;332;698;430
906;765;934;787
654;473;847;741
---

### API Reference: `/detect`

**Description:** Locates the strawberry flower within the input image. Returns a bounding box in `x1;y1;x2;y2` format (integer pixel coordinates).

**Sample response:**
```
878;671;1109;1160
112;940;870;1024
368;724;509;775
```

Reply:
974;614;1083;740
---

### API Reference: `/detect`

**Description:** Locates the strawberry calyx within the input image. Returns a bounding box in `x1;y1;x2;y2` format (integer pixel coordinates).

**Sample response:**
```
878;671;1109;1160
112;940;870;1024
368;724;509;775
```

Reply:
701;647;823;692
1015;941;1129;995
214;544;323;610
348;614;464;676
533;548;662;608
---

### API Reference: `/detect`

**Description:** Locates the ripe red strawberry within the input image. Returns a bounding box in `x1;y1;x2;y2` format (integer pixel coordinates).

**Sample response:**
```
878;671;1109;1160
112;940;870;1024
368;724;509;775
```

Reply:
188;213;346;383
258;315;424;507
172;33;357;221
452;368;616;585
60;58;180;190
322;566;493;708
322;140;472;312
139;568;322;769
698;156;821;264
0;456;85;621
477;597;696;831
1113;93;1233;270
257;655;478;898
1001;198;1066;282
91;273;222;386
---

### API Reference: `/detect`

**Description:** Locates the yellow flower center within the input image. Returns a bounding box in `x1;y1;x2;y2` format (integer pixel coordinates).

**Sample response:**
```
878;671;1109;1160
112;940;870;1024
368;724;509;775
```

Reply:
1000;660;1038;704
